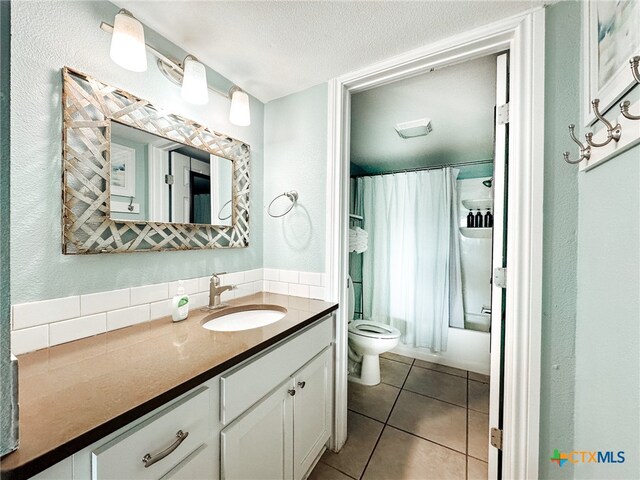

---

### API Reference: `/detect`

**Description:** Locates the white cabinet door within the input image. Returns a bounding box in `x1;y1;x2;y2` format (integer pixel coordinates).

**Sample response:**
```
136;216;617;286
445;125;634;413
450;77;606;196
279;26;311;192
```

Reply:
293;347;333;480
221;380;294;480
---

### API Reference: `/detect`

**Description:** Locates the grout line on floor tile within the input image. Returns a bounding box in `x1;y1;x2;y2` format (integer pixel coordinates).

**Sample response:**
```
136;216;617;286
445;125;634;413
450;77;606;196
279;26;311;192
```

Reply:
466;375;470;480
411;362;467;379
346;408;385;426
401;383;469;410
357;423;386;479
317;459;358;480
383;424;468;457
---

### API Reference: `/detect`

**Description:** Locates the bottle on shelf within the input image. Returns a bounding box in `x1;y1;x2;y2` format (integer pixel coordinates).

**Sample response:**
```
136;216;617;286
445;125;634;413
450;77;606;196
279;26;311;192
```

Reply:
467;210;475;227
475;209;483;228
484;208;493;228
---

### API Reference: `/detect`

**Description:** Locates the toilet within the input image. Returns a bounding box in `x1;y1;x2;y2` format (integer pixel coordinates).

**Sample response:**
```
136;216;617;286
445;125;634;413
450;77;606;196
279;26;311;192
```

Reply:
347;277;401;386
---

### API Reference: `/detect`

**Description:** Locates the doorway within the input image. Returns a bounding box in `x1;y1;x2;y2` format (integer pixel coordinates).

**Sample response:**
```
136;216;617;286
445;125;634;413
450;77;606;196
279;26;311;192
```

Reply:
326;10;545;479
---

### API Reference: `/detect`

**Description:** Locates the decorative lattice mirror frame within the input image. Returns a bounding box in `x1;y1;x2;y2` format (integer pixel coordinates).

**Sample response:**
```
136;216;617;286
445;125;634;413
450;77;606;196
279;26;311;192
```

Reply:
61;67;250;254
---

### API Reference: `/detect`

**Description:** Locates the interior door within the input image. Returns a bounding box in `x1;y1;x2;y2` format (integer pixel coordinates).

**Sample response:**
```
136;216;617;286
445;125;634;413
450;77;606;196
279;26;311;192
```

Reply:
488;52;509;479
169;152;190;223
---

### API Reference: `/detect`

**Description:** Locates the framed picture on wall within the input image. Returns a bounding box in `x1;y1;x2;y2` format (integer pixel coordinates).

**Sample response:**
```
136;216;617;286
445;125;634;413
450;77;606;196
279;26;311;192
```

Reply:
584;0;640;126
110;143;136;197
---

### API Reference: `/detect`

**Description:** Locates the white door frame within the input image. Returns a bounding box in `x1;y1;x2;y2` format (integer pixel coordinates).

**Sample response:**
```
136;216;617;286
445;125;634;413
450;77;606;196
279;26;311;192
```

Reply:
325;8;545;479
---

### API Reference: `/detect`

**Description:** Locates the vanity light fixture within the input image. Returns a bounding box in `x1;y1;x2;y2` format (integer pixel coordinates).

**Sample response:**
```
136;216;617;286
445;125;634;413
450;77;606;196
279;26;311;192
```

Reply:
100;15;251;126
229;87;251;127
181;55;209;105
109;9;147;72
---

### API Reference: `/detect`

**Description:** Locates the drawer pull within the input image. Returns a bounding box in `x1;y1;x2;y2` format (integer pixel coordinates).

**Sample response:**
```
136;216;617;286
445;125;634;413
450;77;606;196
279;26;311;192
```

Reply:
288;389;296;396
142;430;189;468
297;381;306;389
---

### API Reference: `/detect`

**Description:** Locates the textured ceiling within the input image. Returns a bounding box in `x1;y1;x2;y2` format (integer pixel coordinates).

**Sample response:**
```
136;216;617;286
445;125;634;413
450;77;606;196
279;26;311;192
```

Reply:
114;0;545;102
350;55;497;173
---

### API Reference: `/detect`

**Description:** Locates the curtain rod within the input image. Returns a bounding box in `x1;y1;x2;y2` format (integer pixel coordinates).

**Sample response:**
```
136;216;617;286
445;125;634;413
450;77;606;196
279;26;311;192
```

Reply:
350;159;493;178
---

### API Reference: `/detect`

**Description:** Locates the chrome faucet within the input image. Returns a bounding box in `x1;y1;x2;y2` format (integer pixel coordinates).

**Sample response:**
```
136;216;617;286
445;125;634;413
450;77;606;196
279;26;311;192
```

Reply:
207;272;234;310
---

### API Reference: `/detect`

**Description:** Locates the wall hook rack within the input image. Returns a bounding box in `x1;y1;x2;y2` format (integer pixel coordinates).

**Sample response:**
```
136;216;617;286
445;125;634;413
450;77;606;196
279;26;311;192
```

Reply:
563;124;591;164
629;55;640;83
620;57;640;121
585;99;622;148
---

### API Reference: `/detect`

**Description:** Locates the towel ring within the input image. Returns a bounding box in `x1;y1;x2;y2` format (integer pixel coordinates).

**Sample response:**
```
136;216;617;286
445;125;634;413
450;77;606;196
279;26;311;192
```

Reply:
217;199;233;221
268;191;298;218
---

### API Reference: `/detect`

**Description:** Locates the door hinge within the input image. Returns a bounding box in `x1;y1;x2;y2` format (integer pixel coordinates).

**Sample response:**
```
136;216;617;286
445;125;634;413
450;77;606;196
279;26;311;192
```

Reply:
164;174;174;185
494;267;507;288
490;427;503;450
497;103;509;125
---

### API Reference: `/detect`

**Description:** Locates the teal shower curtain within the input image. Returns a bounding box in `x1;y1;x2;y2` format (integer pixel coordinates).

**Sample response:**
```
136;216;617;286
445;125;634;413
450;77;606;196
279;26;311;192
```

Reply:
357;167;463;352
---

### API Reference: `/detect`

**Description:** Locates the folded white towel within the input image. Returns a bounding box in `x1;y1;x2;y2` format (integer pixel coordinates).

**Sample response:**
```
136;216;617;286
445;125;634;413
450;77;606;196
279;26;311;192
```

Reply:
349;226;368;253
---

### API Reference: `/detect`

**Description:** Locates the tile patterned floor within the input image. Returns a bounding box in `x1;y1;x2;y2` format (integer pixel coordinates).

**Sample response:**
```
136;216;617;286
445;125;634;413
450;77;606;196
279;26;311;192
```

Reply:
309;353;490;480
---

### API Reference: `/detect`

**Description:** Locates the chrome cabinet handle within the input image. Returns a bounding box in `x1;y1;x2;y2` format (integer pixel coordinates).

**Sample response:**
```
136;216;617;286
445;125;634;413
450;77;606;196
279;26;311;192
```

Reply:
297;381;306;389
288;389;296;396
142;430;189;468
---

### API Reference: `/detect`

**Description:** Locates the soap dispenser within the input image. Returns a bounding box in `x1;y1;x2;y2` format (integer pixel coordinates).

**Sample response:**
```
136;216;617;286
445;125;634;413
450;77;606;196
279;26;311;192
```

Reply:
172;280;190;322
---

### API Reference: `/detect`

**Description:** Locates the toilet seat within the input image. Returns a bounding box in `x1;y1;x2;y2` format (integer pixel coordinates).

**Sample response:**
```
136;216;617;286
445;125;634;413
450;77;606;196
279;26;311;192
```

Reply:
349;320;401;340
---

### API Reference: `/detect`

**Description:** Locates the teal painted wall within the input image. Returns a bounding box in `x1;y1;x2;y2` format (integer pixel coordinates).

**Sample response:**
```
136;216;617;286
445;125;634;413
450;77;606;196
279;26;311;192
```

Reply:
538;2;580;477
574;147;639;478
263;83;328;272
0;0;17;456
10;1;264;304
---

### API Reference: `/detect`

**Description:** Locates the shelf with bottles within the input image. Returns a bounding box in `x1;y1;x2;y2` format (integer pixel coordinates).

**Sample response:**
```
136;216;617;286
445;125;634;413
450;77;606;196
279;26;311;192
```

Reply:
461;199;493;211
459;227;492;239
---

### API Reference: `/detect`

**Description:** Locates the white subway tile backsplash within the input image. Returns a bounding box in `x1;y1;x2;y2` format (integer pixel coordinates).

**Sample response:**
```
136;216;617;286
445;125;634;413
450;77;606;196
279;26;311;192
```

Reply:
235;281;261;299
130;283;169;306
11;325;49;355
50;314;106;347
244;268;263;283
263;268;280;281
288;283;310;298
149;299;172;320
13;296;80;330
279;270;299;283
299;272;325;287
168;278;200;297
10;268;333;349
220;288;235;302
221;271;245;286
198;276;212;293
309;286;326;300
190;292;209;309
268;281;289;295
106;305;150;331
80;288;129;316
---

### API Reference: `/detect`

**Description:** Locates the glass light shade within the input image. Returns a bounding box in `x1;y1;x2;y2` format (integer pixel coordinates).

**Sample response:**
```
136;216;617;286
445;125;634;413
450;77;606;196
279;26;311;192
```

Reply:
181;57;209;105
110;10;147;72
229;90;251;126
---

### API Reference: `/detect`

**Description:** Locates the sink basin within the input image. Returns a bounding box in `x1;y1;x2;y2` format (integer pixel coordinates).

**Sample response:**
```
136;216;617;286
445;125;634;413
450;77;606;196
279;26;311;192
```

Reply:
202;305;288;332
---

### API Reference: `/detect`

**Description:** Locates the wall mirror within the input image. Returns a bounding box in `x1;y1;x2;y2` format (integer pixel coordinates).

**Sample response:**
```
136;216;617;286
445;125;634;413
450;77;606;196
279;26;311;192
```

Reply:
109;121;234;227
62;67;250;254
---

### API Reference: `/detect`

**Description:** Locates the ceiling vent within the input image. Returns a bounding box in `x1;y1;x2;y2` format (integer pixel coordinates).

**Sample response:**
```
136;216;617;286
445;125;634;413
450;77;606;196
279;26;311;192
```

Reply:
394;118;432;139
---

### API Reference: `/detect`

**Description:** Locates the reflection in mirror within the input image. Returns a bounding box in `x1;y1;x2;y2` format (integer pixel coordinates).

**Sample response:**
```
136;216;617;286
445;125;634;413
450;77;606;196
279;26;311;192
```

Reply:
109;121;234;227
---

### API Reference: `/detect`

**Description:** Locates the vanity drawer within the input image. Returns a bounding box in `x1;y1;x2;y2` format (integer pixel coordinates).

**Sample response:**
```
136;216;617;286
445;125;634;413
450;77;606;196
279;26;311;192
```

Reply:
91;387;211;480
220;315;333;424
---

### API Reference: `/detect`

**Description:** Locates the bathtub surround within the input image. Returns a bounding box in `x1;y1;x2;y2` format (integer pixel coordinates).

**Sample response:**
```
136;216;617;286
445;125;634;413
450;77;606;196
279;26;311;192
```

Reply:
10;1;265;304
457;177;493;330
10;268;327;355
